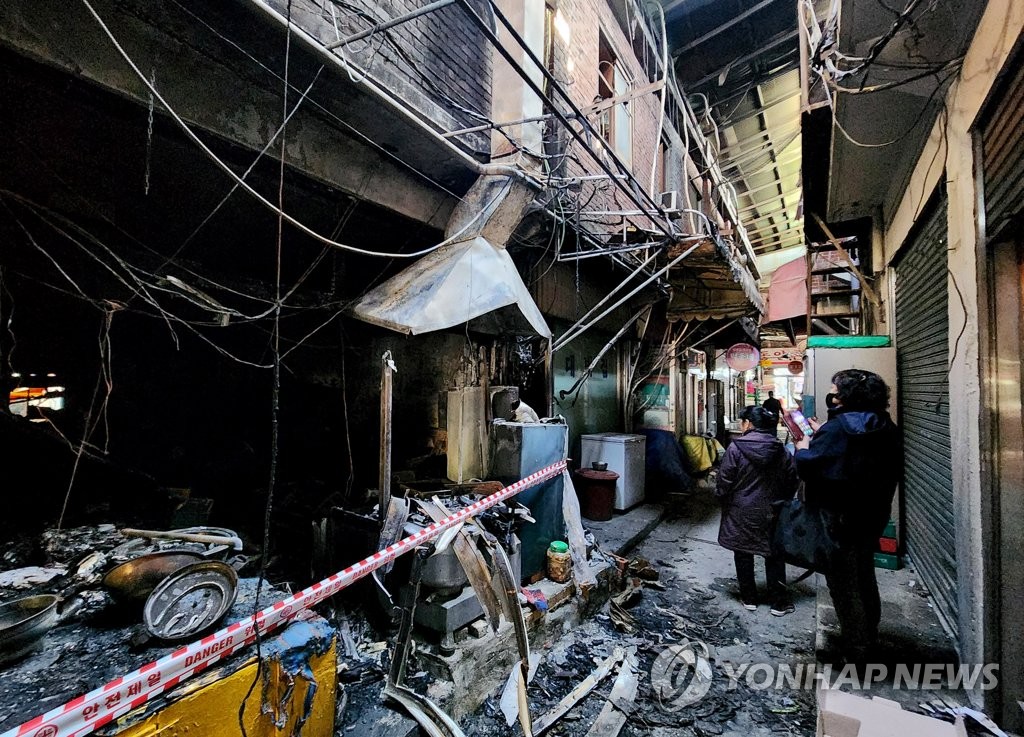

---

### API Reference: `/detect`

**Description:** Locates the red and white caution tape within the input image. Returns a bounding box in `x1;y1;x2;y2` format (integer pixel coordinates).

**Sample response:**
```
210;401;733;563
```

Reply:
3;460;567;737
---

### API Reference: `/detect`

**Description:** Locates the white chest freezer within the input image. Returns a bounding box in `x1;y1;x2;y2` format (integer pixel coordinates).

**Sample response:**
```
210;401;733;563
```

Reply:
580;432;646;510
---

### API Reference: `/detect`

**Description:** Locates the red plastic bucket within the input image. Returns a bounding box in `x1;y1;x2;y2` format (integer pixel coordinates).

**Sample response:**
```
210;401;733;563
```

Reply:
574;469;619;521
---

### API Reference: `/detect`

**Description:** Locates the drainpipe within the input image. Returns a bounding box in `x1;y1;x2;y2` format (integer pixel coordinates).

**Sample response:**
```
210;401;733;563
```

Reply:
244;0;539;186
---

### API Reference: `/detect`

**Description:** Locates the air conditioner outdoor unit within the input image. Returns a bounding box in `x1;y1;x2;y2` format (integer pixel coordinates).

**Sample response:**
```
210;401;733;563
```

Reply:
660;190;679;210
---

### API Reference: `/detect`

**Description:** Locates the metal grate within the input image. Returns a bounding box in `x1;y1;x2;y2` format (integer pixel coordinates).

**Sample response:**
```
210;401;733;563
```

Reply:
895;193;957;638
982;53;1024;239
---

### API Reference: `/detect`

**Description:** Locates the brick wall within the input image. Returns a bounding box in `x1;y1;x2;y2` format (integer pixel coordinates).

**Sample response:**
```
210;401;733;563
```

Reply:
276;0;493;156
539;0;704;243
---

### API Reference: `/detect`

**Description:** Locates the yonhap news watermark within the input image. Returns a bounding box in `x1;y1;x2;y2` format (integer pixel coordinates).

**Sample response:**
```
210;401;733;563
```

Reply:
650;641;1000;711
721;661;1000;692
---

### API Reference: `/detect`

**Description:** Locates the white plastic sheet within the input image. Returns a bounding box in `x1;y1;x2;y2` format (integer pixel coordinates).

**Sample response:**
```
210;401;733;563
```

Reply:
349;236;551;338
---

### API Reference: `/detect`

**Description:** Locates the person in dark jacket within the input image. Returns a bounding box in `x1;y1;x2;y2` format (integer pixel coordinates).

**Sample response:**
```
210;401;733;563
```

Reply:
715;406;799;615
761;391;782;418
794;369;902;657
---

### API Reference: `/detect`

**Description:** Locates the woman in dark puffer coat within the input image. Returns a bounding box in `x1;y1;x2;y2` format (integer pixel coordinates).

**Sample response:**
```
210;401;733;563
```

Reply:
715;406;799;615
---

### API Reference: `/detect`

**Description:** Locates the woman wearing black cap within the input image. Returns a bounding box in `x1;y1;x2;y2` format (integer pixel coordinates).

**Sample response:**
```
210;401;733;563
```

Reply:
715;405;799;615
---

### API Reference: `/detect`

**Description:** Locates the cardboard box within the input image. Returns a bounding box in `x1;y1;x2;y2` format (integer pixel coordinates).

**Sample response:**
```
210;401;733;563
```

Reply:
817;688;967;737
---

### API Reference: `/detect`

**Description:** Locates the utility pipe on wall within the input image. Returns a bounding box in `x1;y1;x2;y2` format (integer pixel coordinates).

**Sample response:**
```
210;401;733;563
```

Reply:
379;351;395;523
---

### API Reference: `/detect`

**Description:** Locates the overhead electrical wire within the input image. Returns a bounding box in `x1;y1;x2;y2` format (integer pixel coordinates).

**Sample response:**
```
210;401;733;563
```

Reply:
174;66;325;254
647;0;669;197
237;2;292;734
0;197;279;368
71;0;751;312
827;64;957;148
830;57;961;94
80;0;503;260
166;0;469;203
803;0;965;152
2;189;310;325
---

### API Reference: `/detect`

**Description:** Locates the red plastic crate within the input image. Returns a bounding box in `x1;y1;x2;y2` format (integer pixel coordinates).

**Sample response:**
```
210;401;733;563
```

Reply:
878;537;898;553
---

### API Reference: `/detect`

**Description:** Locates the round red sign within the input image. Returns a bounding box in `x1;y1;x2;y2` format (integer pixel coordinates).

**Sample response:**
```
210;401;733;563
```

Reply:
787;360;805;375
725;343;760;372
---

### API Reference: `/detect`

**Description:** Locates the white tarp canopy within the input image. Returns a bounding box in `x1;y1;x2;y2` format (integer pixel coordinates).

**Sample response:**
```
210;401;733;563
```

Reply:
349;236;551;338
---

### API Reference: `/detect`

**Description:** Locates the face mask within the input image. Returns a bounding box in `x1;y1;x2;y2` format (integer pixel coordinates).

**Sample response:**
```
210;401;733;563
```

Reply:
825;392;838;409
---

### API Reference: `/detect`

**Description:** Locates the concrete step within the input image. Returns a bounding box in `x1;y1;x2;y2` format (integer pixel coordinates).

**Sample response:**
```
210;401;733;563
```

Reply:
814;559;970;711
584;503;669;557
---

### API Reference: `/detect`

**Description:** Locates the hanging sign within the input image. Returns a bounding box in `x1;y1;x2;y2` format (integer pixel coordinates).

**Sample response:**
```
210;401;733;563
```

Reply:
787;360;805;375
761;348;806;367
725;343;760;372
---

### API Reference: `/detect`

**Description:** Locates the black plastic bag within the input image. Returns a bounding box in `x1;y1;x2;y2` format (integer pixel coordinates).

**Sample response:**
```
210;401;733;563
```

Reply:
771;497;838;575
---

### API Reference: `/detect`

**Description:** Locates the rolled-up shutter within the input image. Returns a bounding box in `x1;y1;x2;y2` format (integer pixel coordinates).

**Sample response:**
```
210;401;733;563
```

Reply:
894;192;957;637
982;61;1024;237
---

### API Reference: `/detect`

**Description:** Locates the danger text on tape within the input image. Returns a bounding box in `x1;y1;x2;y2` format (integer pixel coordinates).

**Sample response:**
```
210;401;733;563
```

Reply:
4;460;567;737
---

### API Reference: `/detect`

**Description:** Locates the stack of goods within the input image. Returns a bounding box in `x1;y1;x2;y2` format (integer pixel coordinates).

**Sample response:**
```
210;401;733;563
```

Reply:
874;520;901;570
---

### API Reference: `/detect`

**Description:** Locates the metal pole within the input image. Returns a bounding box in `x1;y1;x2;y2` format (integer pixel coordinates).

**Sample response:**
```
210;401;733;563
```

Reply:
552;250;662;350
554;240;706;352
388;545;431;685
545;340;554;417
539;206;661;278
379;351;395;523
558;306;650;401
442;112;553;138
558;236;703;261
673;0;781;56
326;0;457;49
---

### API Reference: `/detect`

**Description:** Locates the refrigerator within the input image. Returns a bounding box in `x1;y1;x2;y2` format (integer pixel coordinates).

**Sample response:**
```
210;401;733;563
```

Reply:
489;421;568;583
804;345;897;422
580;433;646;510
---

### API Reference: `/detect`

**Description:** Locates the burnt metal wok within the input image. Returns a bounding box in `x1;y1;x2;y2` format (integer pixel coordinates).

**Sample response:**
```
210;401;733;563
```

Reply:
102;551;204;604
0;594;82;665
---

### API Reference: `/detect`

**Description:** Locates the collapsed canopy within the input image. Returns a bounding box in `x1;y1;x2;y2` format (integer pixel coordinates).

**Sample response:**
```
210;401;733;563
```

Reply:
349;236;551;338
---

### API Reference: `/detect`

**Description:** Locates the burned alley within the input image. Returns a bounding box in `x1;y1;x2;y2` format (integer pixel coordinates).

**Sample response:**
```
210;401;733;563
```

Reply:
1;0;1023;735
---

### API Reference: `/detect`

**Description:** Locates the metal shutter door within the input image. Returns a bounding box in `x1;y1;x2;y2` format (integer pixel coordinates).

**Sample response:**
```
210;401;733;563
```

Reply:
982;58;1024;238
895;194;957;636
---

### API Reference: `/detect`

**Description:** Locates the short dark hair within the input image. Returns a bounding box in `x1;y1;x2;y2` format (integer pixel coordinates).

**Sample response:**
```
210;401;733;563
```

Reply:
767;391;775;397
740;405;778;431
831;369;890;411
